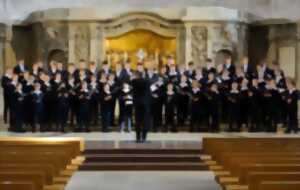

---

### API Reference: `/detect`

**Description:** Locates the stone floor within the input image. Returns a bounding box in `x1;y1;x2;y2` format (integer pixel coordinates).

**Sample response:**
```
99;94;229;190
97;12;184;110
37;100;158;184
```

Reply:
0;131;299;140
66;171;221;190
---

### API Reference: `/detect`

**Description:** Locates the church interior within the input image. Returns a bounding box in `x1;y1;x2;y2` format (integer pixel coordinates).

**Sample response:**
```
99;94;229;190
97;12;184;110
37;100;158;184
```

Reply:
1;0;300;190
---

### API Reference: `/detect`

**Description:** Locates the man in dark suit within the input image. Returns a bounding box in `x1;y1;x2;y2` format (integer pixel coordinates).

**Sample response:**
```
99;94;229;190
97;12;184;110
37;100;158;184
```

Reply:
259;60;275;80
120;61;133;82
241;56;254;80
98;61;112;79
1;68;13;124
131;71;152;143
224;54;235;78
13;59;28;76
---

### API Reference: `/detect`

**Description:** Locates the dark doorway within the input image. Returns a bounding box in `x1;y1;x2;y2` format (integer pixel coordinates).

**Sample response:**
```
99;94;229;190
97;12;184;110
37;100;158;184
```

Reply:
248;26;269;66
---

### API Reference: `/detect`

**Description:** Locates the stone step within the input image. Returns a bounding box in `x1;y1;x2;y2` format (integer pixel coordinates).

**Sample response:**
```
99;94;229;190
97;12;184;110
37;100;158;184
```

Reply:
84;154;203;163
79;162;209;171
84;149;202;155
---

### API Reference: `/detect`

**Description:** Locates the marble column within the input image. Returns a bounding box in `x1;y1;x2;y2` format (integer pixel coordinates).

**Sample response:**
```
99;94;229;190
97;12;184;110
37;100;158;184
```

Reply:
90;23;104;66
0;26;5;75
3;25;17;70
191;25;207;67
89;23;98;63
184;23;192;67
236;24;248;64
68;24;76;63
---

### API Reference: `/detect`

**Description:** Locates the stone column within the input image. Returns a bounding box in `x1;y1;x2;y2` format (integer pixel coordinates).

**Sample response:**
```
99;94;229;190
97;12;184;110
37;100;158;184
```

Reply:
98;26;105;65
184;23;192;67
90;23;104;66
90;23;98;63
191;25;207;67
3;25;17;70
68;24;76;63
236;24;248;64
0;25;5;75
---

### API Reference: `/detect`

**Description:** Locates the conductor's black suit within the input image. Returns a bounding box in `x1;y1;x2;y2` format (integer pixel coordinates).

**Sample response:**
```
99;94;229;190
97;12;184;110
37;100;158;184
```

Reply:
131;75;152;143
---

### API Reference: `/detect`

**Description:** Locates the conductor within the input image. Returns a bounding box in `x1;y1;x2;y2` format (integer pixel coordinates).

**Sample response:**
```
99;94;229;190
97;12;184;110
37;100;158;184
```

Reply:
131;71;152;143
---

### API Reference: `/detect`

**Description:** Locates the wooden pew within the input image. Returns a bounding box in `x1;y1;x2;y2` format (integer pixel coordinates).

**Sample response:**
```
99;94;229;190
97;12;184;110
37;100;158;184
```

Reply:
0;172;45;190
0;181;35;190
248;172;300;190
202;138;300;168
259;181;300;190
0;155;64;171
0;137;84;158
202;138;300;190
0;151;70;169
0;137;84;190
238;164;300;184
220;152;300;166
0;148;72;165
224;157;300;173
0;164;54;185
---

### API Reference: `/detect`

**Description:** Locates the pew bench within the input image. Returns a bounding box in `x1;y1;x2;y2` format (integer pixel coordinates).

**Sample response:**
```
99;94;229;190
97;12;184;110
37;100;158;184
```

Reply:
259;181;300;190
0;181;35;190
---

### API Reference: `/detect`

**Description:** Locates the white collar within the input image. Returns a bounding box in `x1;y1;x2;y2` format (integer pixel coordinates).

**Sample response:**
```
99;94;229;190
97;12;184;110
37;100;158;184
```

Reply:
289;88;296;94
167;90;174;95
34;90;42;94
180;82;187;87
123;88;130;93
169;70;177;76
192;88;200;93
5;74;12;78
231;89;239;93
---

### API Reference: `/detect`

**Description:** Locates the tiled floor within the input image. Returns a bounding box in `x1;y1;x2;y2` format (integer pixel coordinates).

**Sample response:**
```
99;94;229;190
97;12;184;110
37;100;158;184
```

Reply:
66;171;222;190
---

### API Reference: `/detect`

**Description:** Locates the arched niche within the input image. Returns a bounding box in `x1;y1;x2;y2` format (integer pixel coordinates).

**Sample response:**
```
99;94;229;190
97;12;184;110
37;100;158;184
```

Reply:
101;12;185;66
47;49;67;65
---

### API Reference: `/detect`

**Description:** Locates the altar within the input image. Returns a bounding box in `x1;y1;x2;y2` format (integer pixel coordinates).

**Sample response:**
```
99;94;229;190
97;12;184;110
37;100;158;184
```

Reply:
105;29;176;68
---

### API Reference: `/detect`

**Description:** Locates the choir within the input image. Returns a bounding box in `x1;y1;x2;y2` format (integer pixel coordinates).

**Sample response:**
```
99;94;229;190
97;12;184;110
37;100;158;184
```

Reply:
1;53;299;134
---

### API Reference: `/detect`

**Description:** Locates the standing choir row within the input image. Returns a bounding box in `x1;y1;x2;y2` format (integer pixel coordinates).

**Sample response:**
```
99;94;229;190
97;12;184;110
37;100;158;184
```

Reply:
1;55;299;134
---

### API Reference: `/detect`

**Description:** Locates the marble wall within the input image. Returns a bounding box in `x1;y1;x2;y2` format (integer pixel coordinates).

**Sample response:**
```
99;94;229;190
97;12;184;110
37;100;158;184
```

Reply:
185;22;248;67
0;12;250;70
267;24;297;76
0;7;296;73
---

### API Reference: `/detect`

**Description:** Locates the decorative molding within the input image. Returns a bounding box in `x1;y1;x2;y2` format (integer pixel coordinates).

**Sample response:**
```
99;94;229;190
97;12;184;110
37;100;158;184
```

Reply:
191;26;207;66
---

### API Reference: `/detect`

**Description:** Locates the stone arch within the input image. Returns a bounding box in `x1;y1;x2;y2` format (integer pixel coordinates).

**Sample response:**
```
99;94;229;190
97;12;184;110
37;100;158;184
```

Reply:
47;49;67;65
103;12;180;38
